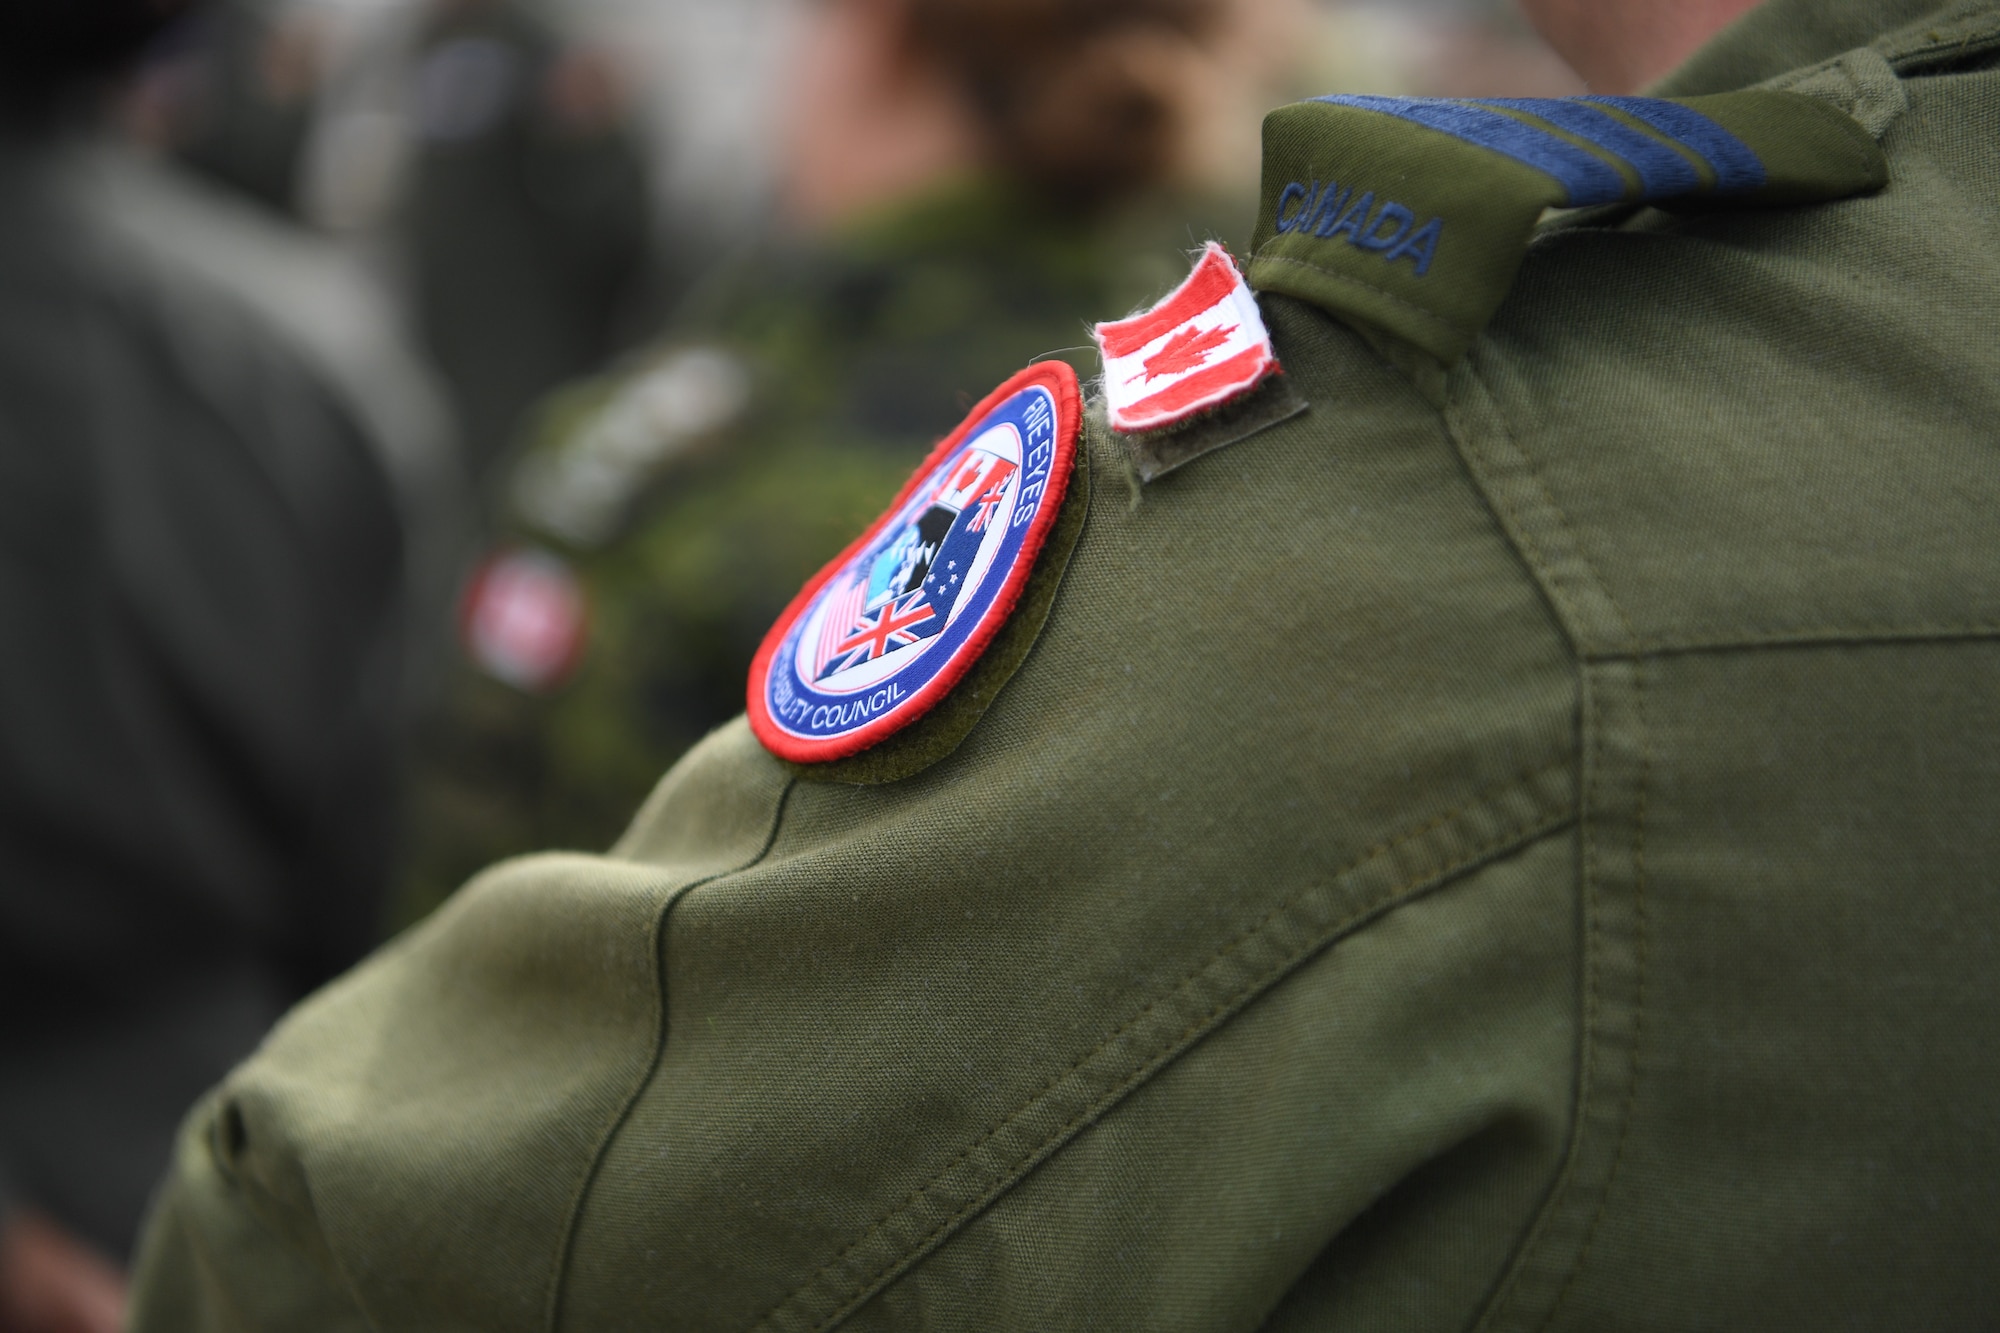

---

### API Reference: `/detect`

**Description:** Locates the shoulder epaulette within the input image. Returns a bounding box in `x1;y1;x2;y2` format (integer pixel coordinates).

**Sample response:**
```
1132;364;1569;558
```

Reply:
1249;91;1887;364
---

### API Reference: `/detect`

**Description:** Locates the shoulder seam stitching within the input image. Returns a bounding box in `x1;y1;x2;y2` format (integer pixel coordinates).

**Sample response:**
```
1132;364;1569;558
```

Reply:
1597;622;2000;657
1248;251;1474;342
1443;362;1651;1333
544;777;800;1333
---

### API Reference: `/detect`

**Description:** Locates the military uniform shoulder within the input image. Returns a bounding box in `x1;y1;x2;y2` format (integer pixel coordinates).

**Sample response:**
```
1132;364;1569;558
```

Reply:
1246;90;1887;366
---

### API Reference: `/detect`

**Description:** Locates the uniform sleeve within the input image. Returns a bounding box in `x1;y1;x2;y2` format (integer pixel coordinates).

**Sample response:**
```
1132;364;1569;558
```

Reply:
126;1100;374;1333
128;298;1584;1332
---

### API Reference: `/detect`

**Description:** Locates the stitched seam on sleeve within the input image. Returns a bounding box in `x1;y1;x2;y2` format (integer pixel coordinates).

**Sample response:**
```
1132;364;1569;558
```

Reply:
1444;361;1650;1333
1544;664;1651;1327
1473;669;1615;1333
1456;357;1641;652
1877;2;2000;70
1452;424;1594;643
1598;622;2000;657
545;780;799;1333
756;760;1577;1333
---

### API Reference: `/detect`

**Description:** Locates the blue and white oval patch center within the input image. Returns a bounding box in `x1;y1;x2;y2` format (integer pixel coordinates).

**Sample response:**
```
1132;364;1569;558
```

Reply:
750;366;1078;763
791;418;1023;694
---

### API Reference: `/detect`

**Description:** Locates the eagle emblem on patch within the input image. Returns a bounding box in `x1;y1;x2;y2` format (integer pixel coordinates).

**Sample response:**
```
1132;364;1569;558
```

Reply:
748;362;1080;763
1094;242;1279;434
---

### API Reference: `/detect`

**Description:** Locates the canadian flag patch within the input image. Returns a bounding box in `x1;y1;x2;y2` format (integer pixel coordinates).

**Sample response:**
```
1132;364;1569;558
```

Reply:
1094;242;1279;434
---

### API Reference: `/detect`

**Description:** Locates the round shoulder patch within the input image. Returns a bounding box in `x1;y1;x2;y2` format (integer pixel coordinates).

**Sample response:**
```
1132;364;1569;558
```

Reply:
748;361;1081;764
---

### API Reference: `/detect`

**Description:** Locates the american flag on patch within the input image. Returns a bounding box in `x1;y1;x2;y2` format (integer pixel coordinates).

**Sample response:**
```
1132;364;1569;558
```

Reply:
1093;242;1279;434
812;575;869;678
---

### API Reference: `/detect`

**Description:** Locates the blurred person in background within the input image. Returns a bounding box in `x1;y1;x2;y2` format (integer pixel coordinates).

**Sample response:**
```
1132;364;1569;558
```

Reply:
398;0;1305;911
0;2;458;1328
132;0;324;217
402;0;654;484
125;0;656;488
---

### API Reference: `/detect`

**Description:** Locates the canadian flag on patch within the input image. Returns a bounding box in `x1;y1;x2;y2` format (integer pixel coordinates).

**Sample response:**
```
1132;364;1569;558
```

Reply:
1093;242;1279;434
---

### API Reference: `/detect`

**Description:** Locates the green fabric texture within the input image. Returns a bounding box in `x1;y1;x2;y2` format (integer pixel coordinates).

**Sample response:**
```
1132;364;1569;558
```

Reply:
1656;0;1954;94
130;0;2000;1328
1248;92;1884;364
131;722;794;1330
1118;372;1312;484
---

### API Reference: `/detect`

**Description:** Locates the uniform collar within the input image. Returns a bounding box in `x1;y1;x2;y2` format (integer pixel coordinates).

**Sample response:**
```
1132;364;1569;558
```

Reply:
1653;0;1976;94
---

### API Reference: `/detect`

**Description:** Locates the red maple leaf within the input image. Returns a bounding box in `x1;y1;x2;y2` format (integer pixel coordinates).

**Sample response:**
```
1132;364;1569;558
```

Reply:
1135;322;1237;384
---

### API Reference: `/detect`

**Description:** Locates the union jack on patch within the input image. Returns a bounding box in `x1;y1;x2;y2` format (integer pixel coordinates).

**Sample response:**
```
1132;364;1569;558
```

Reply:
817;589;939;678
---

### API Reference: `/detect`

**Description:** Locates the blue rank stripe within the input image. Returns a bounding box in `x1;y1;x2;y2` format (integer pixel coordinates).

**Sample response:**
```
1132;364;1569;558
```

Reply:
1313;94;1767;207
1316;95;1628;206
1581;97;1768;193
1474;98;1703;198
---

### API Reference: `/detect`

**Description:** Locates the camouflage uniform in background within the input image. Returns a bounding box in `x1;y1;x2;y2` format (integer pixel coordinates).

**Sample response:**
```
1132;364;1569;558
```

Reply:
399;178;1239;916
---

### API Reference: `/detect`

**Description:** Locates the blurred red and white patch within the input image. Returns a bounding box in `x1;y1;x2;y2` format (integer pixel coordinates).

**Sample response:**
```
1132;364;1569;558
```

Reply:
460;547;588;693
1094;242;1280;434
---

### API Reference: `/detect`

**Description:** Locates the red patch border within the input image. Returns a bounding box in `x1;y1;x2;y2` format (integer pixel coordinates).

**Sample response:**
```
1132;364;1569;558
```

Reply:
747;360;1081;764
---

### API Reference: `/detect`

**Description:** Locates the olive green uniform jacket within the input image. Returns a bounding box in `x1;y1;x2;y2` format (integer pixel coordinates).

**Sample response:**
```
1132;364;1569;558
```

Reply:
132;0;2000;1326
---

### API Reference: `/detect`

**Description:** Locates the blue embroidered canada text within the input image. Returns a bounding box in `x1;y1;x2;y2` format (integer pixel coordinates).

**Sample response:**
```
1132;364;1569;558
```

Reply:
1274;180;1444;277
